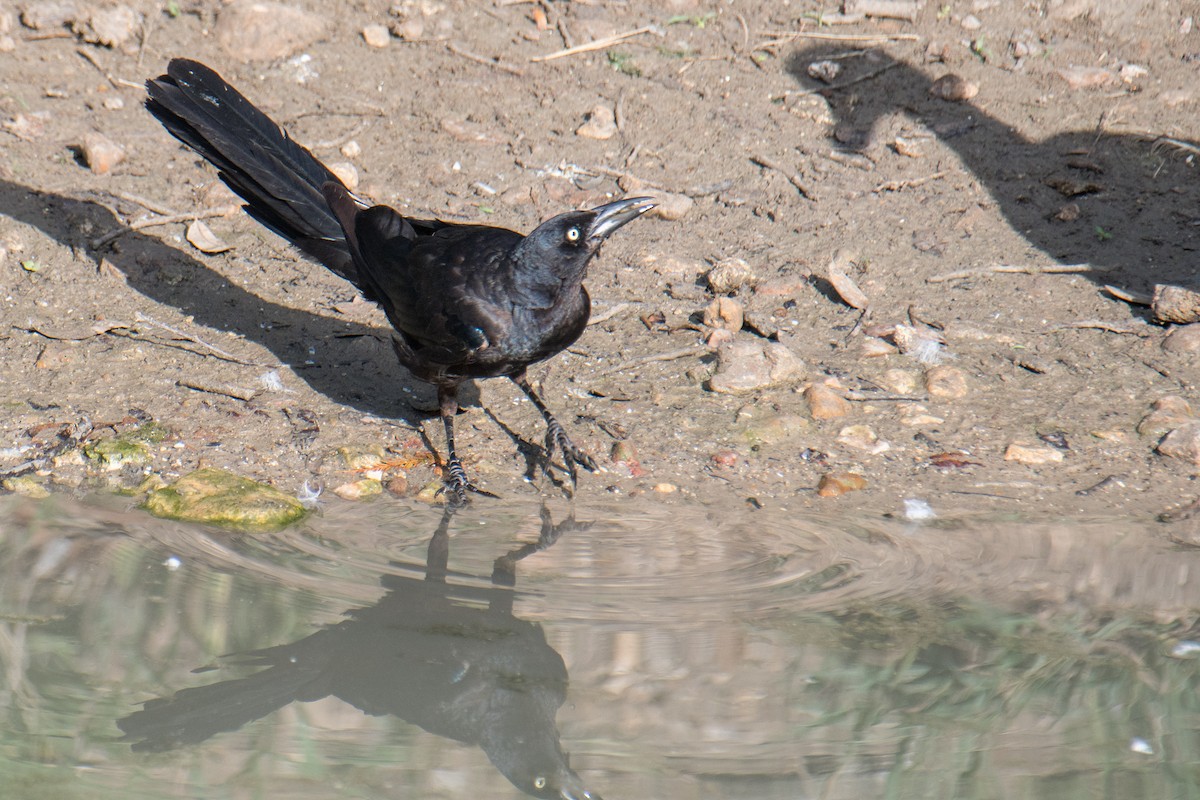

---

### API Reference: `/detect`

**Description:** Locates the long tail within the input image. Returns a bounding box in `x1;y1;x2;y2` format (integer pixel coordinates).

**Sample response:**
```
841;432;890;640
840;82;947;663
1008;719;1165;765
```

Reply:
145;58;358;285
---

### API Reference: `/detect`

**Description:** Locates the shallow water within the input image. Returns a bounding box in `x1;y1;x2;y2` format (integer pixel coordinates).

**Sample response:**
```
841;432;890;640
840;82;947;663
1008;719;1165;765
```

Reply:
1;493;1198;799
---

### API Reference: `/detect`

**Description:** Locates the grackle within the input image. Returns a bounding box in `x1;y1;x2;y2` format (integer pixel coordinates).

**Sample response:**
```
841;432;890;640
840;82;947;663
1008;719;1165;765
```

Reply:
145;59;654;503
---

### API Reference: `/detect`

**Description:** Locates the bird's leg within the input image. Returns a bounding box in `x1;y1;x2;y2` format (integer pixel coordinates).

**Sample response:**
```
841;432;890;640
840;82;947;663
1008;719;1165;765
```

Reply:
436;385;496;505
511;374;597;487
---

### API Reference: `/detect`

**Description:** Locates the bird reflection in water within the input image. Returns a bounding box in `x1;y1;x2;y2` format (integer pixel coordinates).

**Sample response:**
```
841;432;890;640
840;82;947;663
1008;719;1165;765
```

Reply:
118;506;600;800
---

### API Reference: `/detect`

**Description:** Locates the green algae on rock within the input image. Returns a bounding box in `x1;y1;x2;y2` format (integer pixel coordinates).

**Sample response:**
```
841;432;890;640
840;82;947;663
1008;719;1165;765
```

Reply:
143;468;306;532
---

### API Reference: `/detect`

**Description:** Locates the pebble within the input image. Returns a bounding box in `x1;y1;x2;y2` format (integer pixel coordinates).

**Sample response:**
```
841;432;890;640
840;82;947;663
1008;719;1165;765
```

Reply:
653;482;678;494
827;250;869;309
739;413;809;447
1055;66;1116;90
1004;442;1065;465
837;424;888;454
711;450;737;467
805;383;851;420
640;189;693;221
20;2;76;30
702;296;744;331
1156;422;1200;467
929;74;979;101
1137;396;1193;438
333;478;383;500
708;340;805;394
706;258;757;294
384;474;408;496
817;472;867;497
389;17;424;40
1152;284;1200;324
1162;324;1200;354
74;5;139;47
79;131;125;174
576;104;617;140
753;275;807;298
860;338;896;358
215;1;332;62
960;14;982;30
924;365;969;399
881;368;920;395
327;161;359;191
362;23;390;48
900;408;944;426
341;140;362;158
143;468;307;531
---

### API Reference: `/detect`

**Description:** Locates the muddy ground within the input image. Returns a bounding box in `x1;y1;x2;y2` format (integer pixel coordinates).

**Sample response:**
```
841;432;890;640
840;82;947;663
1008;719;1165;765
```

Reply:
2;0;1200;525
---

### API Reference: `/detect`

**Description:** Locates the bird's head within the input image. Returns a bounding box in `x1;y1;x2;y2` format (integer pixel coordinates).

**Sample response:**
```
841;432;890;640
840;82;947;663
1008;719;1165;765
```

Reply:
518;762;602;800
518;196;657;281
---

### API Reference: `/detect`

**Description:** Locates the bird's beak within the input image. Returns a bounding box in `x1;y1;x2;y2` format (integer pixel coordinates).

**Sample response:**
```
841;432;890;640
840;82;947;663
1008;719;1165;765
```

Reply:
586;196;657;245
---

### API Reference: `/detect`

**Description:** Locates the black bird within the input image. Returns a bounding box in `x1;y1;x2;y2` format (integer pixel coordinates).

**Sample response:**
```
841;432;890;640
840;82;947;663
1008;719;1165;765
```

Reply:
144;59;655;503
118;507;600;800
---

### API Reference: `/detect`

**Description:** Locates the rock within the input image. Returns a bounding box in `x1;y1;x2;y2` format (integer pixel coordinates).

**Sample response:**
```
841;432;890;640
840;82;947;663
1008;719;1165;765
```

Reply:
1163;325;1200;354
83;436;150;471
826;249;869;309
216;2;332;62
706;258;757;294
929;73;979;101
805;383;851;420
739;413;809;447
1138;396;1193;438
338;445;386;478
643;189;693;221
895;324;947;364
362;23;390;48
576;104;617;140
807;59;841;83
20;2;77;30
881;368;920;394
1055;66;1116;90
73;5;139;47
1152;284;1200;324
1156;422;1200;467
924;365;969;399
900;407;944;426
389;17;424;40
653;482;677;494
384;474;408;495
711;449;737;467
753;275;808;298
327;161;359;191
2;476;50;498
702;297;744;331
79;131;125;174
708;340;805;394
817;472;867;497
333;478;383;500
641;253;705;277
860;337;896;357
837;424;888;454
1004;443;1065;465
960;14;982;30
143;468;307;531
341;140;362;158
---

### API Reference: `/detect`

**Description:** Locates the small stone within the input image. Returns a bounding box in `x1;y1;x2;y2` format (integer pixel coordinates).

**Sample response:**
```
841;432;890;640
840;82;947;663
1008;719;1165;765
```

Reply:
327;161;359;191
705;328;735;347
79;131;125;174
641;253;705;277
2;476;50;498
708;340;805;394
895;324;947;364
1056;66;1116;90
929;74;979;101
702;296;744;331
0;35;14;53
415;478;446;505
576;104;617;140
881;368;920;395
384;474;408;495
83;437;150;471
1163;325;1200;354
860;338;896;357
826;249;869;309
893;136;923;158
711;449;737;467
610;440;637;464
960;14;982;30
645;189;693;221
74;4;139;47
1004;442;1065;465
362;23;390;48
1138;396;1193;438
739;412;809;447
20;2;77;30
143;468;307;531
216;1;332;62
333;478;383;500
653;482;677;494
807;59;841;83
1156;422;1200;467
837;424;888;454
102;96;125;111
1091;429;1131;444
753;275;807;297
706;258;757;294
389;17;424;40
1152;284;1200;325
805;383;852;420
341;140;362;158
900;409;945;426
817;472;867;497
338;445;386;478
925;366;969;399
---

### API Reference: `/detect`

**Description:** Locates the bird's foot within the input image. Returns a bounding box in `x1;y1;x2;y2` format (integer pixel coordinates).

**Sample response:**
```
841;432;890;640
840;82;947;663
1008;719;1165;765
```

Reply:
437;457;498;506
544;420;597;489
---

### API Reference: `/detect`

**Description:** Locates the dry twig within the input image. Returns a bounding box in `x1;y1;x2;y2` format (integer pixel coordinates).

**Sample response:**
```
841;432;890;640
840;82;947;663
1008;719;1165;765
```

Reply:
531;25;658;62
597;344;707;376
928;263;1098;283
447;42;526;75
750;154;815;200
91;205;241;248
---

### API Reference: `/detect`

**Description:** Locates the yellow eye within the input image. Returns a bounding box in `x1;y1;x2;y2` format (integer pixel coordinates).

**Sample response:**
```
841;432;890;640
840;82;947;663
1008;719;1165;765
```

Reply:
533;776;547;790
565;227;581;243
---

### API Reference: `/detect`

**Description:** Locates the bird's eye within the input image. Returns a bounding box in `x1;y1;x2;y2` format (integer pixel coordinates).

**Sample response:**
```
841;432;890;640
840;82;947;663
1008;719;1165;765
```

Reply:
565;226;581;243
533;776;547;790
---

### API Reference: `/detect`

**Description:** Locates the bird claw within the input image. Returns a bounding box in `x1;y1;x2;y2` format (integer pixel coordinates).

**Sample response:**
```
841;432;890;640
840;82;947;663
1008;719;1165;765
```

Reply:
544;421;597;488
437;457;498;506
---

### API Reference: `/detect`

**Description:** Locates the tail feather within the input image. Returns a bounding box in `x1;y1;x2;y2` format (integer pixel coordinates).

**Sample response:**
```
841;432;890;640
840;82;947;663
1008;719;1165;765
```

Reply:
145;59;358;285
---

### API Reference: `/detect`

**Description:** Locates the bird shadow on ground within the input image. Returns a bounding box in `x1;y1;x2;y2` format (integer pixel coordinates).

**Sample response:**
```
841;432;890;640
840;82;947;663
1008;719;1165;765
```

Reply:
0;179;484;426
785;47;1200;295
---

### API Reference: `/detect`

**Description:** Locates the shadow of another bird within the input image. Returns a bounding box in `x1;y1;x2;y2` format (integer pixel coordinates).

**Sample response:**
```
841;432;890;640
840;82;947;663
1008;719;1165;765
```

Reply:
786;47;1200;295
